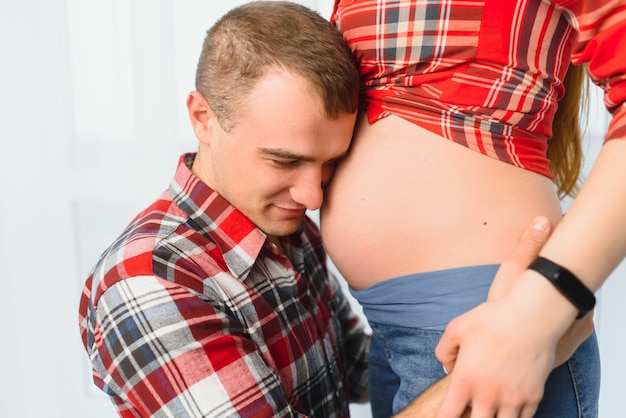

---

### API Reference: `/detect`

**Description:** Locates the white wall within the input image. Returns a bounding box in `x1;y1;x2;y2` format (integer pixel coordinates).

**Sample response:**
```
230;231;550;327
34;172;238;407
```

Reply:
0;1;622;417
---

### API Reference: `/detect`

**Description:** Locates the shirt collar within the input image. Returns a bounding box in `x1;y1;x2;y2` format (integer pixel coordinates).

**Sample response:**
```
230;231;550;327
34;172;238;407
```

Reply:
169;153;268;281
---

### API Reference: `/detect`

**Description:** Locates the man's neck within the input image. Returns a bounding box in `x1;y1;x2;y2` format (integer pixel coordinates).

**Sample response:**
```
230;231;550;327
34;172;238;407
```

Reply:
267;235;289;257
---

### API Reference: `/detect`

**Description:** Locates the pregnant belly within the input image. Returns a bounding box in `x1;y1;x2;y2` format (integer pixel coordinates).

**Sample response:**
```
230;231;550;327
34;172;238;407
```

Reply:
320;114;562;289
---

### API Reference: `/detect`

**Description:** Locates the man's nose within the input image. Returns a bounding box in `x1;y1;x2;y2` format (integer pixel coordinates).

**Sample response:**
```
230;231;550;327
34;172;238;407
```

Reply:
290;168;325;211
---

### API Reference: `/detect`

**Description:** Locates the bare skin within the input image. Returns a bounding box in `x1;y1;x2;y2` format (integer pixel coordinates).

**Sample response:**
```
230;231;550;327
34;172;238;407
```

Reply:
322;115;563;289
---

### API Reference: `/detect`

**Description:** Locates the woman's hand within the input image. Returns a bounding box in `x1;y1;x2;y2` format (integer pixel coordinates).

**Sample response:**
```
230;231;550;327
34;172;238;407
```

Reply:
435;294;558;418
487;216;594;368
433;216;589;417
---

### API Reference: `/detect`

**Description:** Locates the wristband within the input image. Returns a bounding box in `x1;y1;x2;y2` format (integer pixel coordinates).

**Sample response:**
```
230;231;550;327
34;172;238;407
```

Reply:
528;256;596;319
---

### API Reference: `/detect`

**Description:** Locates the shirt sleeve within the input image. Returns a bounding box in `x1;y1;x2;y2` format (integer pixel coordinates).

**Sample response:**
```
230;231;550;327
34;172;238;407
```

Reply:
554;0;626;140
90;275;305;418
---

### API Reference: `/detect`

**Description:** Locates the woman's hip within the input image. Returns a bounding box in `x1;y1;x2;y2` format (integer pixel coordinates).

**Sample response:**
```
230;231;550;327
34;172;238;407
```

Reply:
369;323;600;417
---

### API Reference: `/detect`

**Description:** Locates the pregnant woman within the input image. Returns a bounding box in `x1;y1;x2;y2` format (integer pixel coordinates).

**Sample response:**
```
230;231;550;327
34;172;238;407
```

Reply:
321;1;626;416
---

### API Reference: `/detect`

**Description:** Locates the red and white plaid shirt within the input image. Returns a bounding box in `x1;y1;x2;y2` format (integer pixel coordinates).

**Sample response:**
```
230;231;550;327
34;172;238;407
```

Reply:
332;0;626;178
78;154;369;417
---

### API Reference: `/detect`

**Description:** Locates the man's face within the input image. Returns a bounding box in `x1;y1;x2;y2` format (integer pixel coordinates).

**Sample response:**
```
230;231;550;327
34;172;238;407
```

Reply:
196;69;356;240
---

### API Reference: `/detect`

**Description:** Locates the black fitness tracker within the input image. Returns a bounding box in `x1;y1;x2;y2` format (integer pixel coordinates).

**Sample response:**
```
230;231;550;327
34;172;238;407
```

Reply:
528;256;596;319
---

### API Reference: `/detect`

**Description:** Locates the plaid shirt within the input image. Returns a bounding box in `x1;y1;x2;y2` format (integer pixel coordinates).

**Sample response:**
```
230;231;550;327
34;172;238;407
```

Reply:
78;154;369;417
332;0;626;178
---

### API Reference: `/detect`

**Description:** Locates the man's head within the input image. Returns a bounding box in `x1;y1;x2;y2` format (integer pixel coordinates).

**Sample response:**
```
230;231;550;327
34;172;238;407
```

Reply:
186;1;359;241
195;1;359;131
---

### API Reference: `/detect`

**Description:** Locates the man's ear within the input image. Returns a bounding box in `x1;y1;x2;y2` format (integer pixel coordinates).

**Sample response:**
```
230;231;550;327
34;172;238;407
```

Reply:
186;91;215;145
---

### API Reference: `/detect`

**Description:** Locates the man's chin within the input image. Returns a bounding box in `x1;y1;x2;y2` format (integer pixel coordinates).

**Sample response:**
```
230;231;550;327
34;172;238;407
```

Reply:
261;217;305;238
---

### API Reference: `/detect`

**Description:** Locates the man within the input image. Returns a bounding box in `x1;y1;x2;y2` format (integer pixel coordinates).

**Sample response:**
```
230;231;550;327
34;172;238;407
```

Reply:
79;3;365;416
78;2;590;417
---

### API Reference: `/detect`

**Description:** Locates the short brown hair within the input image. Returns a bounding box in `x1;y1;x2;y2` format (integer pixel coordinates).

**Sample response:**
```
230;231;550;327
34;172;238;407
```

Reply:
195;1;359;131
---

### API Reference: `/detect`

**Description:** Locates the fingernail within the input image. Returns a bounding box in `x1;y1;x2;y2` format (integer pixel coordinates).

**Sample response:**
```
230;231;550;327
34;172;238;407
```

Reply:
530;216;549;231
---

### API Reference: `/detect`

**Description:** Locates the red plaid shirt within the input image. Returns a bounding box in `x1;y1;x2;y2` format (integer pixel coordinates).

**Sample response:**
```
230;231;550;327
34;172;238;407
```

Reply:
78;154;369;417
332;0;626;178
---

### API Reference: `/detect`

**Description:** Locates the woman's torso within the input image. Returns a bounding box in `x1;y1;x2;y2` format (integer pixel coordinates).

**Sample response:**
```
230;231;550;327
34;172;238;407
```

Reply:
320;0;574;289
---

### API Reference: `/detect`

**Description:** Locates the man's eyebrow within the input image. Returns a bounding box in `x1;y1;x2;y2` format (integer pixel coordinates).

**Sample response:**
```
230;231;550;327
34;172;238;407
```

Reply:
258;147;313;162
258;147;350;162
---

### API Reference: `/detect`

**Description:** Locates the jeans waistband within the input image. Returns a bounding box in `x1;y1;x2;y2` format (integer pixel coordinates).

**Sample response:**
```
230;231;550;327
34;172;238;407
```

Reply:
349;264;499;330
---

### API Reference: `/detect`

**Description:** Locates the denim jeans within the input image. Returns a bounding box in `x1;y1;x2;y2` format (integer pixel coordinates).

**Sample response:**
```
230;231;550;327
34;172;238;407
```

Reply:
368;322;600;418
